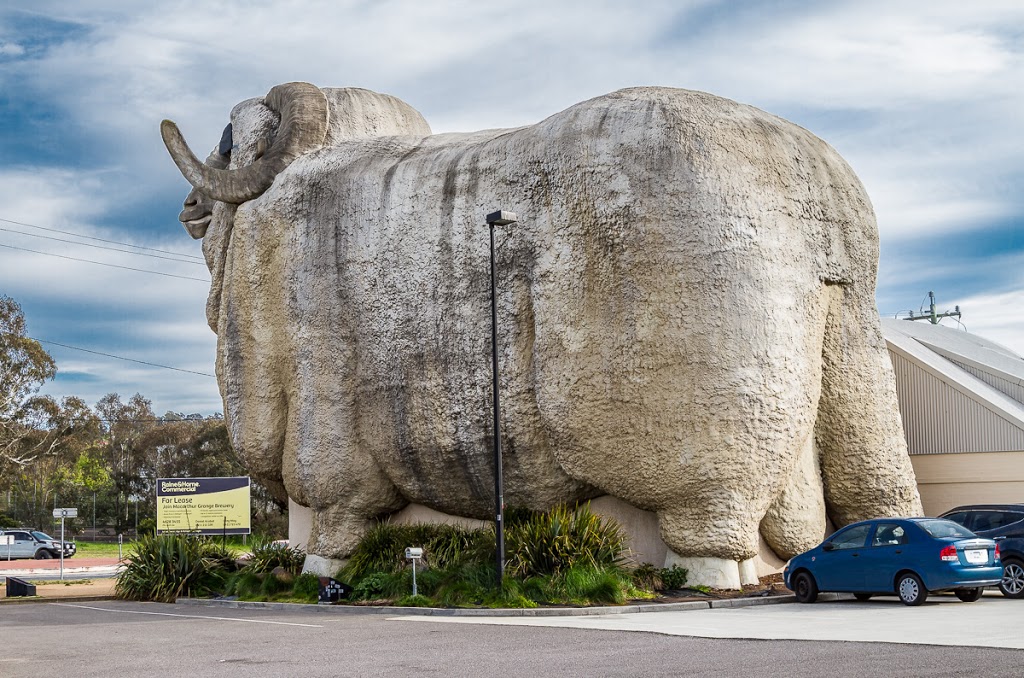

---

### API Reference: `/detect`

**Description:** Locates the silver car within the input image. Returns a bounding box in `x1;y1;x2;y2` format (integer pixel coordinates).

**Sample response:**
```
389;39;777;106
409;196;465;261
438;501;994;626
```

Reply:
0;529;75;559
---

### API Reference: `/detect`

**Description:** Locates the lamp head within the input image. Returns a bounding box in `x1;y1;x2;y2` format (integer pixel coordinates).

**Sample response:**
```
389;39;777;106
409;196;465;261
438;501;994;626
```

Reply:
486;210;517;226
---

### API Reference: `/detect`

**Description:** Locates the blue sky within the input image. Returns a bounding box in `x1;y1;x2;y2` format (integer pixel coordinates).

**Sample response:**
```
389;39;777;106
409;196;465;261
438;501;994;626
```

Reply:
1;0;1022;416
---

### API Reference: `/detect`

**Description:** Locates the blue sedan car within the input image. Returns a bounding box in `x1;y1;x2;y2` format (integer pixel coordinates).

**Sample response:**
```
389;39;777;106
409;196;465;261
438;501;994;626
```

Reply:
784;518;1003;605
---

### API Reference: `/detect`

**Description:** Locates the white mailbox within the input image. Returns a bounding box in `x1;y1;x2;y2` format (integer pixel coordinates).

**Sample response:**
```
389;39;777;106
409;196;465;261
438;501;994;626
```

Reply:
405;547;423;559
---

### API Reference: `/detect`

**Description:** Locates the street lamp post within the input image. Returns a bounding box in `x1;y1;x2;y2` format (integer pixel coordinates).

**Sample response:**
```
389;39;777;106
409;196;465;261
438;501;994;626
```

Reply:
485;209;517;587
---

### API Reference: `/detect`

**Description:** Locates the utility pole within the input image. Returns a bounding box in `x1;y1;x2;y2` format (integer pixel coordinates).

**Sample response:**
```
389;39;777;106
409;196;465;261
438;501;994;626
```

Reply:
904;291;961;325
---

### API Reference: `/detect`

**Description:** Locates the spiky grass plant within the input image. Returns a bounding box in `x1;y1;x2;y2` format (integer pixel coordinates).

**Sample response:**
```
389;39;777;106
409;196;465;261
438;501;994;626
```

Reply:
504;503;628;578
337;504;634;608
115;534;236;603
340;522;489;582
244;538;305;577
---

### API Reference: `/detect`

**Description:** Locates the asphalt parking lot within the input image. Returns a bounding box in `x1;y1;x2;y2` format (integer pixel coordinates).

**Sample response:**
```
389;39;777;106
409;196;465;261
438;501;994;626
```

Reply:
404;591;1024;650
2;597;1022;677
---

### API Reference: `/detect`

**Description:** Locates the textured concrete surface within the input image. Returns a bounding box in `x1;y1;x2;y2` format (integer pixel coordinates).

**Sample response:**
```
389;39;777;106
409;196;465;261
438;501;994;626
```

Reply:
397;592;1024;649
164;84;922;584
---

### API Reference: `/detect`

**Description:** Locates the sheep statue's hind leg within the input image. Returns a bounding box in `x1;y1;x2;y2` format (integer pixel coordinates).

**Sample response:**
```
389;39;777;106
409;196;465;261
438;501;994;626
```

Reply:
816;283;922;525
656;285;835;589
759;431;829;561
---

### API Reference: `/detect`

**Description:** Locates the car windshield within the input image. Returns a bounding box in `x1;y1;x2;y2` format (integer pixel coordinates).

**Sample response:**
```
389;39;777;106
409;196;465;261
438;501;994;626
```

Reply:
917;519;975;539
32;531;55;541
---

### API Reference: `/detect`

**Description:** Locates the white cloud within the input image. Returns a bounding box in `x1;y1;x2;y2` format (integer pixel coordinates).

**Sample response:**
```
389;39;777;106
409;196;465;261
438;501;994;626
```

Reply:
2;0;1022;412
0;41;24;56
949;288;1024;356
0;165;217;414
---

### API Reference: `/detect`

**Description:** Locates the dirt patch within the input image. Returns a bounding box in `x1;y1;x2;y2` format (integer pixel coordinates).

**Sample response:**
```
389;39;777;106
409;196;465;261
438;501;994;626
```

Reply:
646;574;788;603
1;577;117;602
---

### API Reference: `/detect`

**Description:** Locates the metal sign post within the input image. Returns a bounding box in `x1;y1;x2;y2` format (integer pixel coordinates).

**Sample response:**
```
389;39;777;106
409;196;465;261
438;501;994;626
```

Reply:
2;534;12;561
405;547;423;597
53;508;78;582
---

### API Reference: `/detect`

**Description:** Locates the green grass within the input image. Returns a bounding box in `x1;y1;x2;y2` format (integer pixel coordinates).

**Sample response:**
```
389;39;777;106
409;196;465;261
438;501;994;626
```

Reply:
27;579;94;586
73;542;129;558
75;540;248;559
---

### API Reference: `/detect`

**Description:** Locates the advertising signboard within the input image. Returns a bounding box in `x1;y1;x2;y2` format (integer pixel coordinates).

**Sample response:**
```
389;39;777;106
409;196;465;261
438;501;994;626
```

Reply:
156;477;251;535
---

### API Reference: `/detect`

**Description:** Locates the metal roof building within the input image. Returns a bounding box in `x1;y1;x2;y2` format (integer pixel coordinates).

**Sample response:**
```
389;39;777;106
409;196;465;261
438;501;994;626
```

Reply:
881;318;1024;515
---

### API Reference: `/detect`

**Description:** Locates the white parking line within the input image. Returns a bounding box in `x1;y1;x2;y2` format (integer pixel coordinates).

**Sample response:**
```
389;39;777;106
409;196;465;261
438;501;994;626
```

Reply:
50;603;323;628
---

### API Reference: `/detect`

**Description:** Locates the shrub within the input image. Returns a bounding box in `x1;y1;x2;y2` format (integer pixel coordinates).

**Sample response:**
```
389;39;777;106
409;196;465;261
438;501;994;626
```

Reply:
292;573;320;602
342;524;415;579
658;564;688;590
341;522;487;581
260;572;289;597
136;518;157;537
543;565;626;605
631;562;661;591
435;578;486;607
351;571;398;600
226;570;263;598
481;576;537;609
115;534;236;603
504;503;628;578
433;563;494;607
245;538;305;577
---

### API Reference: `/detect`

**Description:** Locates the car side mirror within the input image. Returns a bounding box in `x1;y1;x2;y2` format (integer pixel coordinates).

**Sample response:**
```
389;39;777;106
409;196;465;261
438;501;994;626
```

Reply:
823;543;836;552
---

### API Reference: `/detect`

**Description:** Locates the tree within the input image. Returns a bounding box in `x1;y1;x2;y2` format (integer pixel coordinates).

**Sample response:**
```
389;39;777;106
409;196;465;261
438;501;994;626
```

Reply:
95;392;157;532
0;296;91;475
1;396;101;528
0;295;55;416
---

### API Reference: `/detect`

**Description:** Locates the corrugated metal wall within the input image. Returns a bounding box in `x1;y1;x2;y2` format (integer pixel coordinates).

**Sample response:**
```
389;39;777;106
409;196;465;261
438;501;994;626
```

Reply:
943;358;1024;405
889;352;1024;455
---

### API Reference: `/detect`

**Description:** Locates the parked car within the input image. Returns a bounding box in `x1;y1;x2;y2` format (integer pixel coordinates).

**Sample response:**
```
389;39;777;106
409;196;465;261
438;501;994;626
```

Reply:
992;538;1024;598
938;504;1024;599
0;528;77;560
784;517;1002;605
939;504;1024;539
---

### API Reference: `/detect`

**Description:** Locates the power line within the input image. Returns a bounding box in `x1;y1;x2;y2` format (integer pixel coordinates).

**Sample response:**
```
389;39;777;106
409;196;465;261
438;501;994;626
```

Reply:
96;417;223;423
0;225;206;266
32;337;216;378
0;216;204;261
19;416;222;423
0;242;211;283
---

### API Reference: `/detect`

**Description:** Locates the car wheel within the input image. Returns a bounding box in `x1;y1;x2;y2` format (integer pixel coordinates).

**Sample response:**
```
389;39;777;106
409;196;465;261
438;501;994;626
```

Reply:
793;571;818;603
35;549;53;560
955;587;984;602
1000;560;1024;599
896;572;927;606
853;593;872;601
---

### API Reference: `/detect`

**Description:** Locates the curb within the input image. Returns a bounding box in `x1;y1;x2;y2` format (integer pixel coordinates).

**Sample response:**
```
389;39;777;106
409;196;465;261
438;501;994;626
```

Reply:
176;594;797;616
0;595;118;606
0;567;122;577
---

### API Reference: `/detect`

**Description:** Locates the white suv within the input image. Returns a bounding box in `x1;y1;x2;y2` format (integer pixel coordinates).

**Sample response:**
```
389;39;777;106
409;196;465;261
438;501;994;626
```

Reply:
0;529;76;559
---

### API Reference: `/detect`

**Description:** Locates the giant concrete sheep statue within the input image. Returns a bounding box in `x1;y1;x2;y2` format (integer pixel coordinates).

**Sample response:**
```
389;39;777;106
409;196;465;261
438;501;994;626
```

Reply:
162;82;921;587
